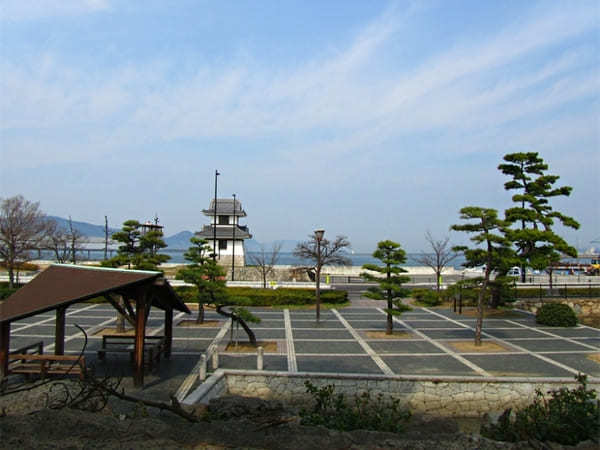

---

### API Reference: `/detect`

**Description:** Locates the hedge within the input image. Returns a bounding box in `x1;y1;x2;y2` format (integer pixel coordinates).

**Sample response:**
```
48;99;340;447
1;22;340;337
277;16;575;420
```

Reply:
174;286;348;306
536;303;578;327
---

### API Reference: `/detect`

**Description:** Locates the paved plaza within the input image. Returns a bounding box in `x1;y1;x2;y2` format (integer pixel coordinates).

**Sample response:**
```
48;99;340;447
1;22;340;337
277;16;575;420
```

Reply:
8;300;600;394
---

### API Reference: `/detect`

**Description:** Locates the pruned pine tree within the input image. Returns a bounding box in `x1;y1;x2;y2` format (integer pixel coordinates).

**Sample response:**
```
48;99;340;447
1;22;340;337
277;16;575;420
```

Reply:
102;219;170;332
177;237;225;324
177;237;260;345
361;240;411;335
498;152;580;283
102;220;170;270
451;207;513;346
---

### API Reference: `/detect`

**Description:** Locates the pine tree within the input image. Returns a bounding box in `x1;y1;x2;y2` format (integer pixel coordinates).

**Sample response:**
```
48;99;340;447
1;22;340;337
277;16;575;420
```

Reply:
102;220;170;270
451;207;513;346
498;152;579;284
361;240;411;335
177;237;226;324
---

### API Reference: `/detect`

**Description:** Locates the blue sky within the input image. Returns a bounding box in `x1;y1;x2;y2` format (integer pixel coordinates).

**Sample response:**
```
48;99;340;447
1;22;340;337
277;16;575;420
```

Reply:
1;0;598;252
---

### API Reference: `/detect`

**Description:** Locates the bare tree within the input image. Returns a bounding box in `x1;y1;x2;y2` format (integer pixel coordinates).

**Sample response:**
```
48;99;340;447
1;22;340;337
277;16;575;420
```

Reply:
46;217;87;264
67;216;87;264
416;231;458;292
294;233;351;321
47;220;71;263
0;195;53;288
248;242;282;288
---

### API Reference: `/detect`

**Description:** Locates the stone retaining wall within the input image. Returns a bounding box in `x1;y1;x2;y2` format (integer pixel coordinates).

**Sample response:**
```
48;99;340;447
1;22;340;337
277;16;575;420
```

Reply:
515;298;600;316
184;370;598;418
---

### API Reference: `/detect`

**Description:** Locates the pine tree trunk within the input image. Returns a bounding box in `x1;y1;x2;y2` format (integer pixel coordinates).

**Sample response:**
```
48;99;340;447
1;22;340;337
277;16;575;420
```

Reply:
115;296;126;333
386;268;393;334
196;304;205;324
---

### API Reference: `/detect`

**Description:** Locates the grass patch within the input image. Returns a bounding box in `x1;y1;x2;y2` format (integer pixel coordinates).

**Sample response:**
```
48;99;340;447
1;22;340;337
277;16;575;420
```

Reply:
177;319;221;327
587;353;600;364
364;330;414;339
93;327;136;336
446;340;511;353
224;341;278;352
579;314;600;329
269;301;350;310
457;308;521;318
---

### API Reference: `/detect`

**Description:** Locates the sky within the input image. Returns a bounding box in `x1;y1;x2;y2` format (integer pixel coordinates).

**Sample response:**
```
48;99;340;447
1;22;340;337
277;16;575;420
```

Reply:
1;0;599;252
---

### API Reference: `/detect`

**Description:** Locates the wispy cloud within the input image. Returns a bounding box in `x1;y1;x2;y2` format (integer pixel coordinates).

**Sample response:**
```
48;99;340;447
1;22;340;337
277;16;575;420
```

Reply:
1;1;598;186
0;0;110;21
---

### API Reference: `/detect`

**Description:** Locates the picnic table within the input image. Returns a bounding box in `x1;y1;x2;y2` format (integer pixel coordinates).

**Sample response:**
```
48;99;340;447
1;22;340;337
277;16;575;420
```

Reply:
97;335;166;370
9;342;86;379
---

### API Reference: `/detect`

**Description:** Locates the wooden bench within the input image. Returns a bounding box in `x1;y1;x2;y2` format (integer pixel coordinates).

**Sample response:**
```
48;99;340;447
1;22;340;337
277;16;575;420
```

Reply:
97;335;166;370
9;354;86;380
9;341;44;357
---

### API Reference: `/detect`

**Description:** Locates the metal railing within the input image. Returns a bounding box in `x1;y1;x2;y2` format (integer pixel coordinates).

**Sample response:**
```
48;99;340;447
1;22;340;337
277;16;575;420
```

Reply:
513;282;600;301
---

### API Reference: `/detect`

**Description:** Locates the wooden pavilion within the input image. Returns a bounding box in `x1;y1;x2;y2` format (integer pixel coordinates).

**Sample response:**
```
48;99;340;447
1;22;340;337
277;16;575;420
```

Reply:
0;264;190;386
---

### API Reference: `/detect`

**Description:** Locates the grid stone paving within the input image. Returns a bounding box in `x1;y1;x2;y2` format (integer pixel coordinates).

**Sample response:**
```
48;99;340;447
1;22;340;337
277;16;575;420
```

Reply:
7;302;600;384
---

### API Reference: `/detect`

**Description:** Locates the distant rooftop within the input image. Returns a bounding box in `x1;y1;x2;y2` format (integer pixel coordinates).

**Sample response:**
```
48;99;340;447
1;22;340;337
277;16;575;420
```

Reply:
202;198;247;217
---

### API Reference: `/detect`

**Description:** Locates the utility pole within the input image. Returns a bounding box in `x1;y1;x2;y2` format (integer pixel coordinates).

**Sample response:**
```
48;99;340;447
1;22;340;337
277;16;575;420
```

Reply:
213;170;220;261
232;193;236;281
104;216;109;260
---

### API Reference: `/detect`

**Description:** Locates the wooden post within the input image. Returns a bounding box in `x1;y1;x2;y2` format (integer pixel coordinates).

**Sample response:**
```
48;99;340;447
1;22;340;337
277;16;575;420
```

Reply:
0;321;10;381
164;308;173;359
55;306;66;355
134;292;148;387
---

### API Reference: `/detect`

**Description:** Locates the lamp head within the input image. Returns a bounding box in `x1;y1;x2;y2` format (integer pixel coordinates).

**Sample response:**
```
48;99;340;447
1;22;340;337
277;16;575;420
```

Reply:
314;229;325;241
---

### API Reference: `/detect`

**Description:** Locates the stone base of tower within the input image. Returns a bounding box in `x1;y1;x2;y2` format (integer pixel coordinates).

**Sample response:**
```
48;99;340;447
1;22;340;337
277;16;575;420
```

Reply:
216;254;246;268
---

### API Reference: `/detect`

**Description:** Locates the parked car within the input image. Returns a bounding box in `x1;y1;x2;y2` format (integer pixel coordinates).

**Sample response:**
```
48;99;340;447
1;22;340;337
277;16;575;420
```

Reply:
507;267;521;277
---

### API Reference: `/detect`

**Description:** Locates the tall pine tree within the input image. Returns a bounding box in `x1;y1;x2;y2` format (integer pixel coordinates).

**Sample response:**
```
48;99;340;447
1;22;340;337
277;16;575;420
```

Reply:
498;152;579;284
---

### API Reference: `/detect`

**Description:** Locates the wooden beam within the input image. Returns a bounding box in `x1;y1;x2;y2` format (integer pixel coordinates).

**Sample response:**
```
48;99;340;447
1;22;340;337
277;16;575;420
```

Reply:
133;290;149;387
55;306;67;355
0;321;10;381
122;297;136;319
164;308;173;359
104;294;136;328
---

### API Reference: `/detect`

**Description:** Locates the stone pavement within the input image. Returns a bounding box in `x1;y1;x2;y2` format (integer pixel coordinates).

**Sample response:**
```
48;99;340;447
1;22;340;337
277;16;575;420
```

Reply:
7;295;600;398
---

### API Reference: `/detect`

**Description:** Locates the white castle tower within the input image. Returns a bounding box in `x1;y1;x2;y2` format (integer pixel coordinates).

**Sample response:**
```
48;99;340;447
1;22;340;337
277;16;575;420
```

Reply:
196;198;251;267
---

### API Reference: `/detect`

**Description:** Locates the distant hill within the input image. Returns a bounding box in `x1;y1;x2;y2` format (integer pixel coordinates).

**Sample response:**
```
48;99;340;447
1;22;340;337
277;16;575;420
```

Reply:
48;216;118;238
47;217;300;251
164;231;194;249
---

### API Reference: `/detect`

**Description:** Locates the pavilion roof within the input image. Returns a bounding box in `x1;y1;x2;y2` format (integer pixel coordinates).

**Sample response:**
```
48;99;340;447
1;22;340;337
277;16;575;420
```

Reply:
0;264;190;323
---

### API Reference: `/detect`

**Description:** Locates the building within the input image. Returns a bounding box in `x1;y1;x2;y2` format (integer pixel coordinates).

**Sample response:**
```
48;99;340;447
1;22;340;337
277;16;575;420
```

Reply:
196;198;252;266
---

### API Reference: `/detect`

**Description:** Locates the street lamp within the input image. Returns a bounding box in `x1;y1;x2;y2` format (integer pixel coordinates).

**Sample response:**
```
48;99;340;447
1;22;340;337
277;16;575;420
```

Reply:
314;229;325;322
232;193;236;281
212;170;220;261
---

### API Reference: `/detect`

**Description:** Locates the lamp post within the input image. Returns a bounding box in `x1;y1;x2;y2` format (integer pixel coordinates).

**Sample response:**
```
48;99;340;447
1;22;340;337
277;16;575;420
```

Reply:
231;193;236;282
213;170;220;261
314;229;325;322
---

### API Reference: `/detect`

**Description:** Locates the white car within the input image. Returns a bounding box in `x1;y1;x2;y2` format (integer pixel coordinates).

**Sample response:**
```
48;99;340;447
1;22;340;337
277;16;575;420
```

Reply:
507;267;521;276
